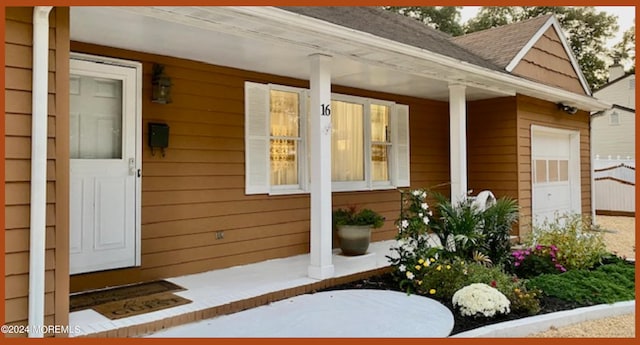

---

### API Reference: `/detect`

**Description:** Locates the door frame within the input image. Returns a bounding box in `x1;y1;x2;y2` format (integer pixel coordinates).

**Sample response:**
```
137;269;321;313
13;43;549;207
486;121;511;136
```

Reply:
69;52;143;268
530;125;582;224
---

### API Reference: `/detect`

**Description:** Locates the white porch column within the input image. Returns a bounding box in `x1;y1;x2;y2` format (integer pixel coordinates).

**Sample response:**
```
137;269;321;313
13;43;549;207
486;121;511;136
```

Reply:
449;84;468;204
308;54;335;279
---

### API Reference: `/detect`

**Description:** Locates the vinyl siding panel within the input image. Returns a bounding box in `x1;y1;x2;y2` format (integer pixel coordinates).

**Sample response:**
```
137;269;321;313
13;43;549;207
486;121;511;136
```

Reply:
511;27;586;95
69;42;450;292
516;95;592;238
4;6;69;336
591;109;635;159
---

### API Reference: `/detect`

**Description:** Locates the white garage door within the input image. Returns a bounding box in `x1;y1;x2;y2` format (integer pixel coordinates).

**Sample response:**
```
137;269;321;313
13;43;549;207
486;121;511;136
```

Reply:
531;126;581;227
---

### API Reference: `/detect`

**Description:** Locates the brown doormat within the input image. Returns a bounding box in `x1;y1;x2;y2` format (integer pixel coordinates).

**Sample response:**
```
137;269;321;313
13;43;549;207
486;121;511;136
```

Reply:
70;280;185;312
92;293;192;320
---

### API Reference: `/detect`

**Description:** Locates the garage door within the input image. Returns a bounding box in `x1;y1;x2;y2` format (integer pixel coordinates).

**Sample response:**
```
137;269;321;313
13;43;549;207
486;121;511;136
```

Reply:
531;126;581;227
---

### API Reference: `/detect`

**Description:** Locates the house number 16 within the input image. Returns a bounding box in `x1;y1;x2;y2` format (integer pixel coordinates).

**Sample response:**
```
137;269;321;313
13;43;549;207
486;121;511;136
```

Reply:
321;104;331;116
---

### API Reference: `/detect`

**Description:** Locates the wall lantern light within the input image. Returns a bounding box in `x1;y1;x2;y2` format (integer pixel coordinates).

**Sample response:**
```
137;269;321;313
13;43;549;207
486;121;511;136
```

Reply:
152;64;172;104
557;102;578;115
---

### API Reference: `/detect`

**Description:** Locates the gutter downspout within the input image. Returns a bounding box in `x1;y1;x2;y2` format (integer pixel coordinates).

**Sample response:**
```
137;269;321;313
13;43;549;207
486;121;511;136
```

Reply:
590;115;597;226
29;5;53;338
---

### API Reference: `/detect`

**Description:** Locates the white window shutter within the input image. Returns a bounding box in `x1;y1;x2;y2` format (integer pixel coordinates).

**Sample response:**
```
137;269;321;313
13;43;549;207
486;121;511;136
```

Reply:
392;104;410;187
244;82;270;194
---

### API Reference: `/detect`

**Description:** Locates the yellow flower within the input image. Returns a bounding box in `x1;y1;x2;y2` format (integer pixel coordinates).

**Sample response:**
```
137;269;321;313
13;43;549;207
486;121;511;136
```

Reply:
423;261;429;267
415;265;422;270
430;258;436;262
417;280;422;285
446;265;451;270
514;288;520;293
418;259;425;264
436;265;442;271
429;289;436;295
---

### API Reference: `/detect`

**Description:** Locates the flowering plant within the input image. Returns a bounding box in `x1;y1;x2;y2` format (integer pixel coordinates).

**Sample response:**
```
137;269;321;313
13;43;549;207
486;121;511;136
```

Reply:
452;283;511;318
511;244;566;278
332;206;385;228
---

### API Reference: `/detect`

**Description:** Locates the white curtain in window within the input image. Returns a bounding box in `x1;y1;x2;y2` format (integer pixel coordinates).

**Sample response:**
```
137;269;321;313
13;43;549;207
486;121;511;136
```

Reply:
331;100;364;181
371;104;390;181
270;90;299;186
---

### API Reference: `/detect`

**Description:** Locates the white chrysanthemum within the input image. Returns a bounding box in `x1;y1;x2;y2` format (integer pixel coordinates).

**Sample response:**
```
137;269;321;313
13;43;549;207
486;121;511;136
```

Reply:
452;283;510;318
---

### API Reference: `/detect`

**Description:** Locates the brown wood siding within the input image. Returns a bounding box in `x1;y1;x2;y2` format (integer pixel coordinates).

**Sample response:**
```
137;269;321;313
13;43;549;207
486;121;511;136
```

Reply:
467;97;519;202
4;7;69;337
512;27;586;95
516;95;592;239
68;42;450;292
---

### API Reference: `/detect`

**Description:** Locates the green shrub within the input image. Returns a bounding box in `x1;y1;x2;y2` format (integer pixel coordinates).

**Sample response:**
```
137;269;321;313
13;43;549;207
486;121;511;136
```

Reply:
526;213;607;270
463;263;541;315
414;258;469;299
526;262;635;304
482;198;519;266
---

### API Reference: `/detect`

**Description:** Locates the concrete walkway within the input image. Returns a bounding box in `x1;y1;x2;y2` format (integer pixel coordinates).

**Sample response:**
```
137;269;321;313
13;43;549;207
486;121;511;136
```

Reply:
147;290;454;338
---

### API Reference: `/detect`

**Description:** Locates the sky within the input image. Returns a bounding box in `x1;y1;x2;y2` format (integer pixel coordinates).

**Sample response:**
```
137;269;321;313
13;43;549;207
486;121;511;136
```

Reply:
459;6;636;48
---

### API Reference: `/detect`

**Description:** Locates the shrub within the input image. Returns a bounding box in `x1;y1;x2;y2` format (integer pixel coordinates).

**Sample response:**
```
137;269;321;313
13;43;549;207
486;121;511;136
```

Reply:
463;263;541;315
510;244;566;278
481;198;519;266
526;262;636;304
332;206;385;228
452;283;511;317
413;258;469;299
526;213;608;270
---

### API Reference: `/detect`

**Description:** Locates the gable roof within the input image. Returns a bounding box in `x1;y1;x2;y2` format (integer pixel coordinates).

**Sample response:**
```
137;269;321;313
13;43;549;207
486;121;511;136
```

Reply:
453;14;591;95
278;6;501;71
451;14;552;69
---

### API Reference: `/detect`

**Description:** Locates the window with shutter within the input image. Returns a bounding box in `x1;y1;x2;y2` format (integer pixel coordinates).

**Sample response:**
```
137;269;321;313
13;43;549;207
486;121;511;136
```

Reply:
244;81;411;194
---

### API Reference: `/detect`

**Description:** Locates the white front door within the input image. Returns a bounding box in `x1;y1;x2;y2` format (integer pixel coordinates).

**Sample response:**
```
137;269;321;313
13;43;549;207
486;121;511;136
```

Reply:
531;126;581;228
69;57;141;275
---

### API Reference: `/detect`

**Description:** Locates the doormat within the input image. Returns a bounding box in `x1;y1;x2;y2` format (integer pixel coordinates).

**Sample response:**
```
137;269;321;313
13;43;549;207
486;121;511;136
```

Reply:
70;280;186;312
92;293;192;320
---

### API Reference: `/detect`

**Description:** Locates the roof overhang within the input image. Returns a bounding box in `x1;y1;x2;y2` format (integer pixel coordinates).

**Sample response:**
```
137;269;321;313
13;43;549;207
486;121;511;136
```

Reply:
70;6;611;112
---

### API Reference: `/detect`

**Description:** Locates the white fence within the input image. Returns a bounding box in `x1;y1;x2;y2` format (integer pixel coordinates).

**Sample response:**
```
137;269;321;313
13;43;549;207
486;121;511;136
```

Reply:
593;158;635;215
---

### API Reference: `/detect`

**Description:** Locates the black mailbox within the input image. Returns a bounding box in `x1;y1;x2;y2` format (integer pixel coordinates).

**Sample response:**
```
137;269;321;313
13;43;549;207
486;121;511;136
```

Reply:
148;122;169;156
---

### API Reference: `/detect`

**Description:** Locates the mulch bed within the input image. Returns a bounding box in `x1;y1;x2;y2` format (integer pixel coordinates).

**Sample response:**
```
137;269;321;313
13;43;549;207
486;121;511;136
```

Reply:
318;272;594;335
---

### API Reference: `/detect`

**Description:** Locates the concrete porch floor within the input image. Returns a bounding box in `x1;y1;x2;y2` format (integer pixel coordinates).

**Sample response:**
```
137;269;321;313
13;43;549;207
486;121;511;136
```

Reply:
69;240;396;337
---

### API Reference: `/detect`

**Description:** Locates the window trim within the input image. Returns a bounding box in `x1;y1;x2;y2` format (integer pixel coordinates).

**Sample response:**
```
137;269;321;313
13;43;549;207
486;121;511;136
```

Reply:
246;81;409;195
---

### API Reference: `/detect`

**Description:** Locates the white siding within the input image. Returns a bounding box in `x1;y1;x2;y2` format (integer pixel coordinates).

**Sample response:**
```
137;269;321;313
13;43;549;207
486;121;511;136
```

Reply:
591;108;635;159
594;74;635;109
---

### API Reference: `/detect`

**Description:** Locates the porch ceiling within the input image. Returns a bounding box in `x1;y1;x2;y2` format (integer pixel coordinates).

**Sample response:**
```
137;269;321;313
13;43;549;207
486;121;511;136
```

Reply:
70;6;508;102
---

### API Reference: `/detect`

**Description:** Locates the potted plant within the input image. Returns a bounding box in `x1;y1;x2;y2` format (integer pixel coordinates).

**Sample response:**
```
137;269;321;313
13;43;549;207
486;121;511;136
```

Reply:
332;206;385;256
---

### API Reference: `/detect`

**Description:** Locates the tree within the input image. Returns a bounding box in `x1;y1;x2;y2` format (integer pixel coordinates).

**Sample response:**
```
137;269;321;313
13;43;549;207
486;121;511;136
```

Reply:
610;22;636;73
464;6;619;90
385;6;465;36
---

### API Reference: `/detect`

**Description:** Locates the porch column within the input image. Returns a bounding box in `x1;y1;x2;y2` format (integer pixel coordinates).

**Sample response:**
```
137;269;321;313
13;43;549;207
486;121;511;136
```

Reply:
449;83;468;204
308;54;335;279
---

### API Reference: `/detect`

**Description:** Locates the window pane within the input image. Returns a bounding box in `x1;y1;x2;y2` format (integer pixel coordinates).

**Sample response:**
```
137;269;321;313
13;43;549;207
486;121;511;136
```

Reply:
559;160;569;181
535;160;547;183
548;160;559;182
70;75;123;159
270;90;299;137
270;139;298;185
332;100;364;182
371;104;390;142
372;144;389;181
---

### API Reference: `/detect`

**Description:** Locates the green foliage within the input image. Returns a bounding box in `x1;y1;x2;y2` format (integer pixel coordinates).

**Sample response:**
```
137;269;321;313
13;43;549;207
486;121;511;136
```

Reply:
332;206;385;228
427;192;485;260
526;213;608;270
385;6;464;36
482;198;519;266
463;263;541;315
510;245;566;278
526;262;635;304
413;258;469;299
610;24;635;73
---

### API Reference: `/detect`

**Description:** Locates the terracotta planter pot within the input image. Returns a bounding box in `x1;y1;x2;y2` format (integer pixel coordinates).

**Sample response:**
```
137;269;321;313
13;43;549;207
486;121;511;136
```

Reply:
336;225;372;256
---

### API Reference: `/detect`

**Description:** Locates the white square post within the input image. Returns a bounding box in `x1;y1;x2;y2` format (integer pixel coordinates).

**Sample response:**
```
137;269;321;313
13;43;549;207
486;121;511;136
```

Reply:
308;54;335;279
449;83;468;204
